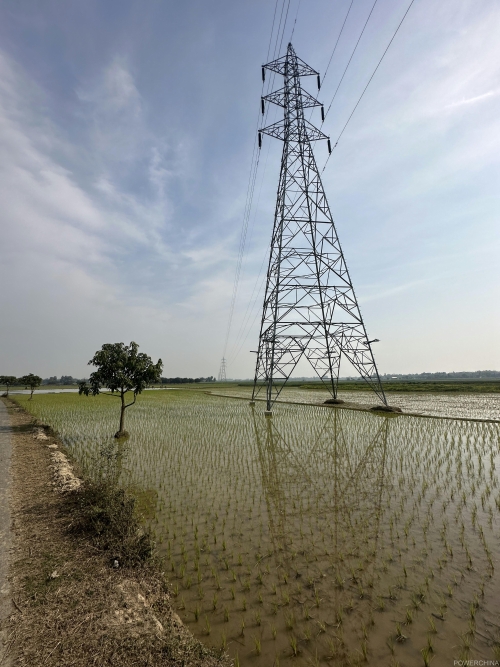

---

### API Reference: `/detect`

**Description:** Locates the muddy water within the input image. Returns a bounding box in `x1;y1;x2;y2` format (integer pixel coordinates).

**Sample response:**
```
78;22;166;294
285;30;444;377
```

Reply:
133;395;500;666
14;391;500;665
213;385;500;421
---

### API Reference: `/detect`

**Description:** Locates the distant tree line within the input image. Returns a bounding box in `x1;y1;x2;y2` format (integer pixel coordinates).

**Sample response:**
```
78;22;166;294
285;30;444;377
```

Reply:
1;374;218;390
161;377;216;384
380;371;500;380
42;376;84;385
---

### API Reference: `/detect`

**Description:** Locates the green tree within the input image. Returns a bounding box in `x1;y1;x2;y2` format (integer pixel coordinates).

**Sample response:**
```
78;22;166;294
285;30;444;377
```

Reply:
0;375;18;397
79;342;163;438
20;374;42;400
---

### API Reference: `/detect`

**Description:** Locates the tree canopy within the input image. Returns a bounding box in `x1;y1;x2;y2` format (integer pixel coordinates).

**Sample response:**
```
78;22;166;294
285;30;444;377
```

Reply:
0;375;17;386
79;342;163;437
0;375;18;397
20;373;42;399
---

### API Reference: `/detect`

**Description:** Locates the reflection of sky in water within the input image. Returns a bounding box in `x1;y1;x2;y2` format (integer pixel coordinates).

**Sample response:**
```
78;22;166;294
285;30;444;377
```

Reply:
215;387;500;421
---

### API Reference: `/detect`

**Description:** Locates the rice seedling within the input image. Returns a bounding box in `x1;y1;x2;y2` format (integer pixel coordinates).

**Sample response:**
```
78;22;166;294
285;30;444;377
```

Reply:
360;640;368;662
461;631;472;651
316;620;326;634
395;623;407;642
252;635;261;655
289;634;299;657
421;646;433;666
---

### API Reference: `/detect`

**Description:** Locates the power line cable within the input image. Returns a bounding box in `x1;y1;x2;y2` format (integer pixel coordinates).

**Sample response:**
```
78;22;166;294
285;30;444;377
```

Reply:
229;0;318;365
322;0;355;83
322;0;379;123
225;69;288;362
307;0;354;123
277;0;292;56
228;269;268;365
226;141;273;360
221;0;289;363
226;93;285;363
223;54;283;360
322;0;417;172
290;0;302;41
273;0;290;60
266;0;280;60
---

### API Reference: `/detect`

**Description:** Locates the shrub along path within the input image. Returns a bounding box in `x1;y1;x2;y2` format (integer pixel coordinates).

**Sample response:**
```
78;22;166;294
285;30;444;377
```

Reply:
0;398;231;667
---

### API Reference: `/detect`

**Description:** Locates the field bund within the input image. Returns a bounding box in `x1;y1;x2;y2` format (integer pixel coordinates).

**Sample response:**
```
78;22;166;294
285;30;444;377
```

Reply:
13;390;500;666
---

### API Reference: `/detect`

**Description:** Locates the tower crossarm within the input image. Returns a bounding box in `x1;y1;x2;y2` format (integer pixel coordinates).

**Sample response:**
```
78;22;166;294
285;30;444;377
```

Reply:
260;118;328;142
263;87;322;109
263;53;319;77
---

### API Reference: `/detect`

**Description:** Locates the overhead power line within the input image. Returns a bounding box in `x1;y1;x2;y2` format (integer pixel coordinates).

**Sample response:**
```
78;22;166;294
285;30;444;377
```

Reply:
221;0;291;364
307;0;355;124
322;0;355;83
290;0;302;41
323;0;380;123
322;0;417;172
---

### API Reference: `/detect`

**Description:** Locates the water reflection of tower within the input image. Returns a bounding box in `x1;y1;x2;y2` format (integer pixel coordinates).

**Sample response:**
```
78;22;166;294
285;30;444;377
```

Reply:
252;408;389;556
252;407;390;642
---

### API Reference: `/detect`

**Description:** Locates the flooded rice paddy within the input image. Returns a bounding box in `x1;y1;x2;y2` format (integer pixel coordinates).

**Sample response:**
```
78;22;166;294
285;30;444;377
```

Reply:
212;385;500;421
15;390;500;666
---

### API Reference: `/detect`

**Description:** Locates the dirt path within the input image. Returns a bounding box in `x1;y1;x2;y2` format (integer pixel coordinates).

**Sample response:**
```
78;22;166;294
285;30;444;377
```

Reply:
0;400;12;666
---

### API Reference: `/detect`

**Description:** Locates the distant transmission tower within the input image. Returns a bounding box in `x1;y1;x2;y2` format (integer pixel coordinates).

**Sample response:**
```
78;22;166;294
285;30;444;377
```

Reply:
218;357;227;382
251;43;387;412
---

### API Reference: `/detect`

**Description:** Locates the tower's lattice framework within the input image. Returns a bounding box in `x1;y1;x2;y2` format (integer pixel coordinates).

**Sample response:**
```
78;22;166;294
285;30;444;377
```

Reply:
252;43;387;411
218;357;227;382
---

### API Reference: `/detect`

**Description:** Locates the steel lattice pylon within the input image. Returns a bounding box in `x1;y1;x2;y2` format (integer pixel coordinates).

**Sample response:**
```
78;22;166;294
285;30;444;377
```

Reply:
218;357;227;382
251;43;387;411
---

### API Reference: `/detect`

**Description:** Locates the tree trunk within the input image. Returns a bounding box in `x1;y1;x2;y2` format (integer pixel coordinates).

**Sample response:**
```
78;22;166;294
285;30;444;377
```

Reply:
29;388;34;400
114;389;131;438
5;386;9;397
119;391;126;432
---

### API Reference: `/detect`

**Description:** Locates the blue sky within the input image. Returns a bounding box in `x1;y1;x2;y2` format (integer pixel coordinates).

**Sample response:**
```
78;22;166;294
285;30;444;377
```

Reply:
0;0;498;378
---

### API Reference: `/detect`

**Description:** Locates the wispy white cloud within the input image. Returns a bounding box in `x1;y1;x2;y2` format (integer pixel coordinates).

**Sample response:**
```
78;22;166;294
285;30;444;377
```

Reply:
444;89;499;110
0;49;236;375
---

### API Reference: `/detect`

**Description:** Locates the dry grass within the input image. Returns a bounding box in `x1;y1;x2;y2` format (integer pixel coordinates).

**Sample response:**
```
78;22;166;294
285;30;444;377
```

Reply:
2;398;232;667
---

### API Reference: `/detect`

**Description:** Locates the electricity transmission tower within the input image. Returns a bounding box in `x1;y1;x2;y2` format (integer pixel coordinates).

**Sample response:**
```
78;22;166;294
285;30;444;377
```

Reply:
218;357;227;382
251;43;387;412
